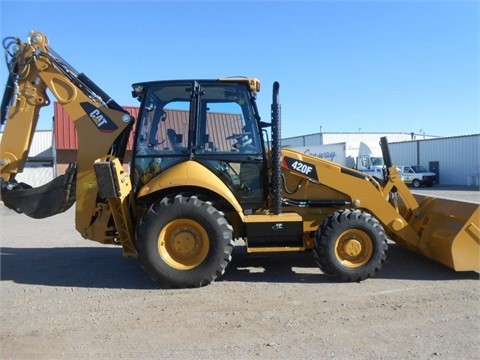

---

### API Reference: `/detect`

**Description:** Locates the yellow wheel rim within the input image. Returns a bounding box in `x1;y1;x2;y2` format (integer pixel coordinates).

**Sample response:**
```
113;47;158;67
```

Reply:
334;229;373;268
158;219;209;270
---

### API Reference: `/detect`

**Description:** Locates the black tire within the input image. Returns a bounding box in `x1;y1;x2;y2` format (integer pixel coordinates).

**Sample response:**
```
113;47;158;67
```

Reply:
136;194;234;288
412;179;421;188
313;209;388;282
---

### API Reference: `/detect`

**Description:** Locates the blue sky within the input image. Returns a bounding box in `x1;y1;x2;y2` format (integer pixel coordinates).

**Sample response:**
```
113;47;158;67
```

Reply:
1;0;478;137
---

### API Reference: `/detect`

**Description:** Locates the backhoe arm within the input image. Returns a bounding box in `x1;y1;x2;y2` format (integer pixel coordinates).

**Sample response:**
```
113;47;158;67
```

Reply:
0;32;135;248
0;36;48;180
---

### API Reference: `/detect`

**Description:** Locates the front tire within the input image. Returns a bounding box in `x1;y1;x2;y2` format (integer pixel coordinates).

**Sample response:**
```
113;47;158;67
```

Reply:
313;209;388;282
412;179;421;188
136;194;234;288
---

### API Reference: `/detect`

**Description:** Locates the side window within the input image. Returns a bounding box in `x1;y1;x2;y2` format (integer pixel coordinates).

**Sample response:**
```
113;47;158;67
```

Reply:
361;156;370;167
204;102;243;152
136;101;189;154
202;101;260;154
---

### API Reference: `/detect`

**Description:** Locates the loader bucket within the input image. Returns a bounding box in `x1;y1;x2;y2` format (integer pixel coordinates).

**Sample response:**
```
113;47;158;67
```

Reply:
409;195;479;271
0;164;77;219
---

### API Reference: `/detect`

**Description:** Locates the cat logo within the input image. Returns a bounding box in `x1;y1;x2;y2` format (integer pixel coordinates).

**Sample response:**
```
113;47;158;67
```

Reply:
80;102;118;133
272;223;284;231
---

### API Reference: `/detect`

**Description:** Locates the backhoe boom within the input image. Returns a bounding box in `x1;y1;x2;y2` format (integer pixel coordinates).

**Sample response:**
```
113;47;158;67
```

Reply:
0;32;135;247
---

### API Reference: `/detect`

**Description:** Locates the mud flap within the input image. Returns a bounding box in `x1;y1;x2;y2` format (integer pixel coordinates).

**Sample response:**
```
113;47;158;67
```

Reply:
0;163;77;219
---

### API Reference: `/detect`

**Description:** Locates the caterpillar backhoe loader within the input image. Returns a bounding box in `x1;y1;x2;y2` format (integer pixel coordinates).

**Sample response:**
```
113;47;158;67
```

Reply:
1;32;478;287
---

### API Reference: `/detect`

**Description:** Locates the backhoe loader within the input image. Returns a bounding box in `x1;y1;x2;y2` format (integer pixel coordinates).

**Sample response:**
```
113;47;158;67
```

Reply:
1;32;478;287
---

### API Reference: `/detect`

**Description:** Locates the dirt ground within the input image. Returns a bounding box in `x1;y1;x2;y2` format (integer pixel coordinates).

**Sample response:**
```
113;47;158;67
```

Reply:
1;187;479;360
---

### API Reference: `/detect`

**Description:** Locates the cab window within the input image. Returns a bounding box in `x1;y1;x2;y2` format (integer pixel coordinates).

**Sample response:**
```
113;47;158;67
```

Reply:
196;84;261;155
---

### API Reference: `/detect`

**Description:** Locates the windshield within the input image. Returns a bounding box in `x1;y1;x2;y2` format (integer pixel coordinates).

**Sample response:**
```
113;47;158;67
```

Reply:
370;157;384;166
411;165;428;173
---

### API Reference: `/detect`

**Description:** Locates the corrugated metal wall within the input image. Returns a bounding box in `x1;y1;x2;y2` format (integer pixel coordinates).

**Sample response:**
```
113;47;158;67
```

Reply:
389;141;418;165
281;133;322;147
390;134;480;186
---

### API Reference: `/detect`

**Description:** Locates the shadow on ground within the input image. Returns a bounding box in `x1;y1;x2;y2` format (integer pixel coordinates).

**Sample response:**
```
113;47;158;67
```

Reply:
223;243;479;283
0;246;156;290
1;242;477;289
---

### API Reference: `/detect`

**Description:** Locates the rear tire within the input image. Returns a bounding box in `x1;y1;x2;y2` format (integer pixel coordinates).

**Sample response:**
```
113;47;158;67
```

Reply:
412;179;421;188
136;194;234;288
313;209;388;282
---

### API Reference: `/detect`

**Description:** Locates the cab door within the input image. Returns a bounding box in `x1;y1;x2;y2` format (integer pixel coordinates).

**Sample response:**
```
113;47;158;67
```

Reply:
193;82;265;209
402;166;414;184
131;80;266;209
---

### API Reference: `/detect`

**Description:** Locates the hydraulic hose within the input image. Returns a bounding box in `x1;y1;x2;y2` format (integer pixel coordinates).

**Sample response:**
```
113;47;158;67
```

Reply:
0;72;16;125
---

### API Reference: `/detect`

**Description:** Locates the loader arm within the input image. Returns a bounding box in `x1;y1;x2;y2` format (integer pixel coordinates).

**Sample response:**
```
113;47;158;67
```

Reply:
280;148;479;271
0;32;135;250
281;148;421;240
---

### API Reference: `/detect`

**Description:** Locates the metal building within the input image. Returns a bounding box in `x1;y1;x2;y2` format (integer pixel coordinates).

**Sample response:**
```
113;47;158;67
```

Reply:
281;131;479;186
389;134;480;186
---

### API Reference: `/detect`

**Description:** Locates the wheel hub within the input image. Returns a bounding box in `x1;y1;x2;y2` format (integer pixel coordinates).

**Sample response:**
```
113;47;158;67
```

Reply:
342;238;362;257
171;227;200;256
335;229;374;268
158;219;209;270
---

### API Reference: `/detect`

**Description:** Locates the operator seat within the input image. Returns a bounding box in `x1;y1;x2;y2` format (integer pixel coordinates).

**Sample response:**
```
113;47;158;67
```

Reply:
167;129;182;151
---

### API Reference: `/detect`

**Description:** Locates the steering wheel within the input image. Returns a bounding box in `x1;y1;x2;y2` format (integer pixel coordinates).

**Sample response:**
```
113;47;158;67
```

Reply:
227;132;252;141
228;132;256;152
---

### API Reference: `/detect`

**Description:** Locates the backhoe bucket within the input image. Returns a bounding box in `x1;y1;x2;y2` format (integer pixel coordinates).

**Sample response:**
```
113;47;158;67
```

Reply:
409;195;479;271
0;164;77;219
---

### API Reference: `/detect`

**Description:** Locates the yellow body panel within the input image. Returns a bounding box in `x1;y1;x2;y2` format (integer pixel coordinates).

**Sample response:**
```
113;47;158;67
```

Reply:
138;160;245;218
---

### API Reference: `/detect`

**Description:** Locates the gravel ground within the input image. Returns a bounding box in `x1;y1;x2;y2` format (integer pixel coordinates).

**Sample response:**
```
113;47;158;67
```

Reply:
1;186;479;360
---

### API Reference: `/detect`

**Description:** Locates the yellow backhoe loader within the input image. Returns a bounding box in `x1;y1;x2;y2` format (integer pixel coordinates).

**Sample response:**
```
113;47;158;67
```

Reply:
1;32;478;287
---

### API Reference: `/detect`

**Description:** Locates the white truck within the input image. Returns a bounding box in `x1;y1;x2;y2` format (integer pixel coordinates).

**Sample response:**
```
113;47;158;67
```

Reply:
396;165;437;188
292;141;385;181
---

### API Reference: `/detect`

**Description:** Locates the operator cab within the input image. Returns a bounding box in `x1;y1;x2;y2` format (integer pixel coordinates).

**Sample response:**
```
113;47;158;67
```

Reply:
131;79;266;208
